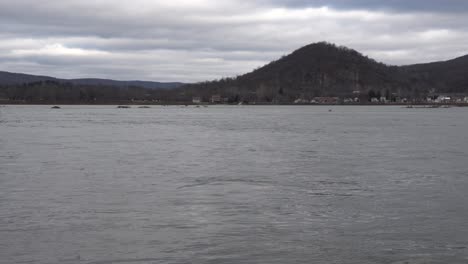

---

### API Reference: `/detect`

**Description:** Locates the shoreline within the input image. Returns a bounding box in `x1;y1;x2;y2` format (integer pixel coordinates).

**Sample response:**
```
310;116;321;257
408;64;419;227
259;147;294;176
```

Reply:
2;102;468;107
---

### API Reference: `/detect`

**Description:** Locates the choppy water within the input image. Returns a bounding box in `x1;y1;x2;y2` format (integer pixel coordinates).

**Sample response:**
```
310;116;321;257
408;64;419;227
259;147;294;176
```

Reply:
1;105;468;264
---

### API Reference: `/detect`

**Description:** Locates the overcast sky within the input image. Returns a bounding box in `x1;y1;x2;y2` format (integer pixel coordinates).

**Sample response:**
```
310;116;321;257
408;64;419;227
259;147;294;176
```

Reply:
1;0;467;82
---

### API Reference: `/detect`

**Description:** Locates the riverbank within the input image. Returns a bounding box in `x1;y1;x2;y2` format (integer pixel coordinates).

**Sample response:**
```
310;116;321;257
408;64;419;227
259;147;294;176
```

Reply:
2;101;468;107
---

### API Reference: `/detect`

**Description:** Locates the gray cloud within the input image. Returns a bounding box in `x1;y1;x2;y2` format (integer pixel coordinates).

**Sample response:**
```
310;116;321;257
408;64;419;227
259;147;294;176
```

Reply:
263;0;468;12
0;0;467;82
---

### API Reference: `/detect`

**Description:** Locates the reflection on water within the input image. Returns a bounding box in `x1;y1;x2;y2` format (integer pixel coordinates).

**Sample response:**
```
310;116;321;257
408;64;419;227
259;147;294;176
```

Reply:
1;105;468;264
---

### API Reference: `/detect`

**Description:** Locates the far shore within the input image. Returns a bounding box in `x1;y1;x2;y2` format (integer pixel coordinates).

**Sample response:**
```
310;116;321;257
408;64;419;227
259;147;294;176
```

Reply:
1;101;468;107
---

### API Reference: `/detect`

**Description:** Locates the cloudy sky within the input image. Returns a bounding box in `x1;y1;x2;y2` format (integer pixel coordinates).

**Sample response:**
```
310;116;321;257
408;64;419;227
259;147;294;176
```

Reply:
1;0;467;82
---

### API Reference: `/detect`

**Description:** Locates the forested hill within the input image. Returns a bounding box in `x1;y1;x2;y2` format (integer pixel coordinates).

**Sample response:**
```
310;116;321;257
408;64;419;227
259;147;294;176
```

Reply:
0;71;184;90
0;71;182;103
0;71;56;85
401;55;468;94
179;42;468;102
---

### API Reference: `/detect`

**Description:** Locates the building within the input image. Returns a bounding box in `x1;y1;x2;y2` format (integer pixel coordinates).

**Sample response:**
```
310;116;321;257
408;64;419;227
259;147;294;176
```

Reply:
313;97;339;104
192;97;202;104
210;95;222;103
435;96;451;103
294;98;309;104
431;93;468;104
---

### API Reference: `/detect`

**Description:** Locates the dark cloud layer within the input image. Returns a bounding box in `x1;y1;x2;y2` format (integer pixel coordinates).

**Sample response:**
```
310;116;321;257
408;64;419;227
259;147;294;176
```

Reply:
0;0;467;82
265;0;468;12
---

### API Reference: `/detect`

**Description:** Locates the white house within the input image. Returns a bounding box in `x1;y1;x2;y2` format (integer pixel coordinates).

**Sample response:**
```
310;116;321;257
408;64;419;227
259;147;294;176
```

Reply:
294;98;308;104
435;96;451;103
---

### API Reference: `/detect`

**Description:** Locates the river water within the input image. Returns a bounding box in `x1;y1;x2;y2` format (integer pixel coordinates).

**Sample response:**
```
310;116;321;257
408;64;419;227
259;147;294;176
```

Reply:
1;105;467;264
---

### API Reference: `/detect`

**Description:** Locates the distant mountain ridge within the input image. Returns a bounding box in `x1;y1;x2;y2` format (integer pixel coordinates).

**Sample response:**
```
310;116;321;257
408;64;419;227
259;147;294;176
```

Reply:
401;54;468;94
0;71;184;89
2;42;468;104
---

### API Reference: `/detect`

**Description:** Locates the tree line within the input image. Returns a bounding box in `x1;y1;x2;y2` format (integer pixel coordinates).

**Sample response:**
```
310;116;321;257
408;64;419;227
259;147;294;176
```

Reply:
0;80;167;104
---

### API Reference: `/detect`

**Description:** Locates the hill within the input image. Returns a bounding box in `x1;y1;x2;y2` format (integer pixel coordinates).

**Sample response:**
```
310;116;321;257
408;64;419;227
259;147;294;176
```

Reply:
0;71;58;85
0;71;184;90
0;71;182;104
401;55;468;94
179;42;467;103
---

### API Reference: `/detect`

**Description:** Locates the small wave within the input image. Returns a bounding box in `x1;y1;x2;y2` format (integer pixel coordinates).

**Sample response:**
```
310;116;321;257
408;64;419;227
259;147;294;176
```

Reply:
88;258;160;264
317;180;358;186
178;177;272;189
307;192;354;197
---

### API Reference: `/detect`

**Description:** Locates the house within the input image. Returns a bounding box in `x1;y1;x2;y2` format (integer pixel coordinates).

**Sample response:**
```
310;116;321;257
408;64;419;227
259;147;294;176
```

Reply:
210;95;222;103
192;97;202;104
435;96;451;103
294;98;309;104
344;98;359;104
313;97;339;104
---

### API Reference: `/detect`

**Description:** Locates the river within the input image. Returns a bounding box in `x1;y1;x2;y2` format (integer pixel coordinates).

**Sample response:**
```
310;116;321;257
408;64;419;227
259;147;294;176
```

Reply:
1;105;467;264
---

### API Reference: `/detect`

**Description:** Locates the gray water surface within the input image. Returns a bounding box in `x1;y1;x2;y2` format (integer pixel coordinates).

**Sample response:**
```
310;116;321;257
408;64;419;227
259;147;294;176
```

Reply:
1;105;467;264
